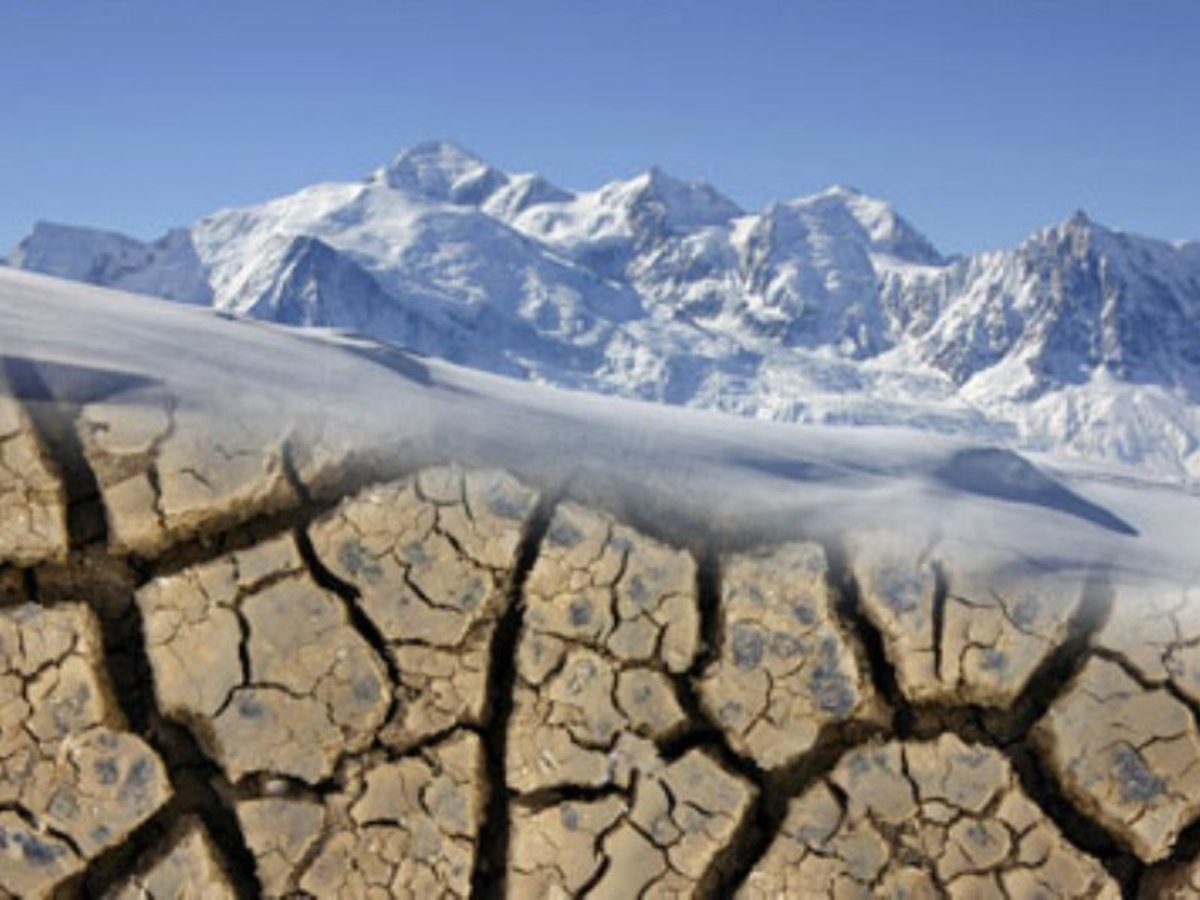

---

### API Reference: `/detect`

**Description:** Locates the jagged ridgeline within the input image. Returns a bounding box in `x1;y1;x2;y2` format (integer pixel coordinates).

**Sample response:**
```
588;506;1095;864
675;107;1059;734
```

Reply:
8;141;1200;481
1;270;1200;897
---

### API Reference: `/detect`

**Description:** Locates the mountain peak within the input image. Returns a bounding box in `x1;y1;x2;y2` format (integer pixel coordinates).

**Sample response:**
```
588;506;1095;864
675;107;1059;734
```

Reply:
376;139;509;204
1060;209;1101;235
819;183;866;200
384;138;488;172
481;171;572;219
1024;208;1112;256
796;185;943;265
637;164;685;189
1048;209;1123;244
610;166;742;231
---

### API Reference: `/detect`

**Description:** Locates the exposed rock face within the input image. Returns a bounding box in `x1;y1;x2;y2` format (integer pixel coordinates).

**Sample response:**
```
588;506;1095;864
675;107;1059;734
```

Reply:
3;383;1200;897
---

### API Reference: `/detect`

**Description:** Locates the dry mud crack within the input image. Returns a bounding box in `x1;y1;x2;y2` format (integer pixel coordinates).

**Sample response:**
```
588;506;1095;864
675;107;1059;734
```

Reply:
1;380;1199;898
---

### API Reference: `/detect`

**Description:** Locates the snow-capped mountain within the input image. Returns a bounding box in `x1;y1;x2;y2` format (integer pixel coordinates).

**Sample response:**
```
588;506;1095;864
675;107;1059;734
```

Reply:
9;140;1200;481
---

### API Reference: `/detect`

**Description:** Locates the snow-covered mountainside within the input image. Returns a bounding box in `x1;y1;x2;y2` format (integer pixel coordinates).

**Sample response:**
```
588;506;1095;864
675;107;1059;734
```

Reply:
10;141;1200;481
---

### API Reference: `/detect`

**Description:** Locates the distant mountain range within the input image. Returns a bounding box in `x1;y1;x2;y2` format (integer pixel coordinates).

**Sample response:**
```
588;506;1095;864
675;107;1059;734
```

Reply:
9;140;1200;481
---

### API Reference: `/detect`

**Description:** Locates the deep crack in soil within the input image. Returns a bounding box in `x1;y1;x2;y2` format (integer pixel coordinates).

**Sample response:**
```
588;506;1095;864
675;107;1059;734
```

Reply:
1;361;262;896
469;491;559;900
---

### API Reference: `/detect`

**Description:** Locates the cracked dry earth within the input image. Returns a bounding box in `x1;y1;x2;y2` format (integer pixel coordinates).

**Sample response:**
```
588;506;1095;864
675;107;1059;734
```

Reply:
2;383;1200;899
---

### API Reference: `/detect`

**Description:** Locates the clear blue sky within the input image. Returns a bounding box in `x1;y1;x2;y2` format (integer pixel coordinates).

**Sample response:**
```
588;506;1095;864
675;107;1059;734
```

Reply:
1;0;1197;255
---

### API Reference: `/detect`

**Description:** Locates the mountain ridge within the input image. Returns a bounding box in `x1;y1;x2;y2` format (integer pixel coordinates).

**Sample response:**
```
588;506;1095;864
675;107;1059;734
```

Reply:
10;139;1200;482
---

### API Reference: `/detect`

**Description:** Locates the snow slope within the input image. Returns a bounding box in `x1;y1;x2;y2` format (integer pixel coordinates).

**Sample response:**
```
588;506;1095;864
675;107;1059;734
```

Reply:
2;266;1196;586
10;141;1200;482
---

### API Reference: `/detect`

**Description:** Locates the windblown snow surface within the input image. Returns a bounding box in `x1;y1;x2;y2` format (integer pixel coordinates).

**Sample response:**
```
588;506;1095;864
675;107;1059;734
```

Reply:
9;141;1200;485
1;267;1196;588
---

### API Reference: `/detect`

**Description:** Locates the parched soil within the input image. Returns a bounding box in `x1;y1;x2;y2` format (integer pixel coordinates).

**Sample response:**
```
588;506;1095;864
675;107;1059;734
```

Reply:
1;378;1199;899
